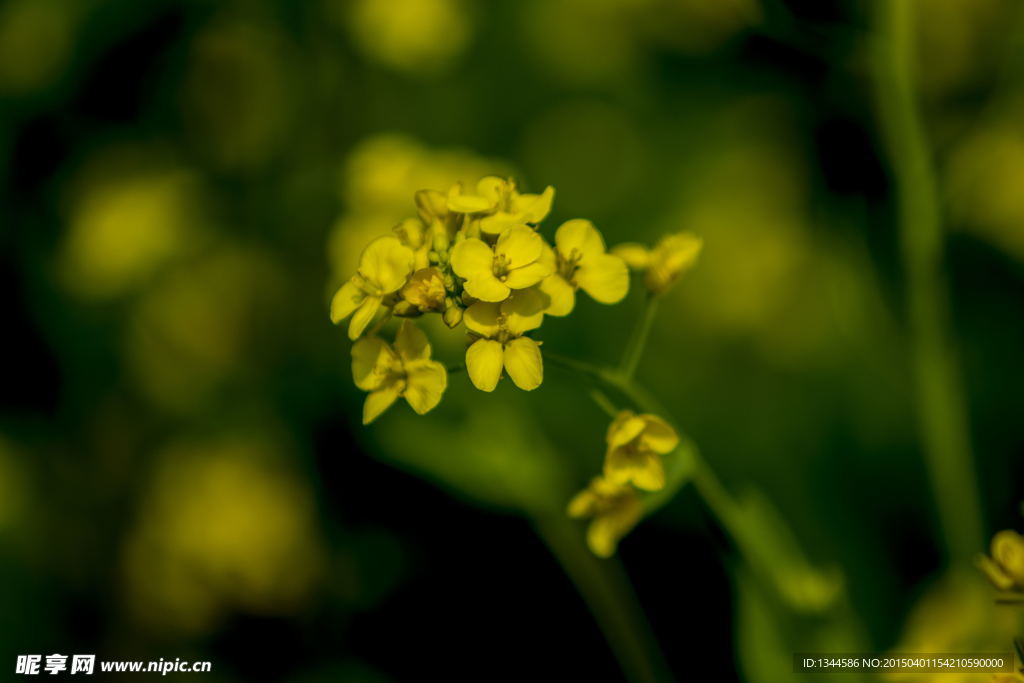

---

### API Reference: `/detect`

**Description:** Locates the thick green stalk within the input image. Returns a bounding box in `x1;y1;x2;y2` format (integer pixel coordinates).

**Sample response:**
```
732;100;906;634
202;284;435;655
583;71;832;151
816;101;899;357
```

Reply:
874;0;984;562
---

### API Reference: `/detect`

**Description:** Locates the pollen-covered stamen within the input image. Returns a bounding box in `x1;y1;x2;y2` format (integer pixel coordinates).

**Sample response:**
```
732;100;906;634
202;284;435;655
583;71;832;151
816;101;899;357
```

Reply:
558;247;583;282
492;253;512;281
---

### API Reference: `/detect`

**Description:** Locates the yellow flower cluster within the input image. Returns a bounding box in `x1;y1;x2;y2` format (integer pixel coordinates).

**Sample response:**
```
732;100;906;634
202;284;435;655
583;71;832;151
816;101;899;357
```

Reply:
568;411;679;557
978;529;1024;593
330;176;633;422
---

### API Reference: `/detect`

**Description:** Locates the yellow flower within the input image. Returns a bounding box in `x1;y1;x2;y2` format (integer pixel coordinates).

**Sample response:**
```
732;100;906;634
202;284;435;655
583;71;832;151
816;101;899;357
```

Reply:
351;320;448;424
450;225;554;302
392;217;432;270
567;476;643;558
444;177;555;234
603;411;679;491
978;529;1024;591
400;267;447;313
613;232;703;295
463;287;546;391
540;219;629;316
331;235;415;340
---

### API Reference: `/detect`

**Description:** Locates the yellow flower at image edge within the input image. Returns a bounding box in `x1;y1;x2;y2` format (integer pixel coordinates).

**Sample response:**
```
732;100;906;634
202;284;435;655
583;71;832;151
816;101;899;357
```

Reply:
451;225;553;302
464;288;546;392
352;320;447;424
978;529;1024;591
613;232;702;296
541;218;629;316
331;235;415;340
604;411;679;491
568;476;643;558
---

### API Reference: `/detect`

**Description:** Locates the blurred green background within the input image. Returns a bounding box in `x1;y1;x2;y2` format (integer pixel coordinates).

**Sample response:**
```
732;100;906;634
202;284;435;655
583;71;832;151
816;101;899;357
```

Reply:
2;0;1024;680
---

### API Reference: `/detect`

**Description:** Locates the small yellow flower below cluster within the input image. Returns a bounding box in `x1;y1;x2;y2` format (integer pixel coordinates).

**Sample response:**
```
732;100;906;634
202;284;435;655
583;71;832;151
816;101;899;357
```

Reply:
568;476;643;558
613;232;702;296
352;320;447;424
978;529;1024;592
604;410;679;491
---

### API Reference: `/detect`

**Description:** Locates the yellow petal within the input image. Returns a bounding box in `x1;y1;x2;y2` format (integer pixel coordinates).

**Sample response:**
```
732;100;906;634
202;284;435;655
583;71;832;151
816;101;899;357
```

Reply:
993;530;1024;583
415;189;448;222
447;183;495;213
463;301;502;337
607;411;646;450
575;253;629;304
450;237;494;280
646;233;702;294
466;339;503;392
393;217;426;249
503;260;553;289
475;176;508;204
330;278;366;323
539;274;575;317
501;288;546;335
631;451;666;491
351;337;396;391
348;296;381;340
479;212;525;236
503;337;543;391
567;488;597;518
611;242;651;269
404;359;447;415
603;446;636;487
394;319;431;362
555;219;605;261
513;186;554;223
463;273;510;302
495;225;543;268
638;414;679;454
363;382;401;424
359;235;415;293
586;498;641;558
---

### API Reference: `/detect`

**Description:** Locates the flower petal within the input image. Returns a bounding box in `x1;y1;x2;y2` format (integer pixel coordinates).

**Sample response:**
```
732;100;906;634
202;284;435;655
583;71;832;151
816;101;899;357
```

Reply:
363;382;401;424
479;212;525;236
639;414;679;454
631;451;666;491
555;219;605;261
404;359;447;415
607;411;646;449
330;278;366;323
463;273;510;302
539;274;576;317
394;319;431;362
450;238;494;280
513;186;554;223
475;176;508;204
504;260;553;290
503;337;543;391
586;497;641;558
466;339;504;392
501;288;546;335
496;225;543;268
575;253;629;304
463;301;502;337
348;296;381;340
351;337;397;391
448;183;495;213
611;242;651;269
359;235;415;293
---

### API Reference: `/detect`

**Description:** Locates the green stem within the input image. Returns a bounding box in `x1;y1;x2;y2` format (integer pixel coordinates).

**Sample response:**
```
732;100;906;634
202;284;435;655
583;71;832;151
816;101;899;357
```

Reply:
619;295;659;379
874;0;984;562
534;514;671;683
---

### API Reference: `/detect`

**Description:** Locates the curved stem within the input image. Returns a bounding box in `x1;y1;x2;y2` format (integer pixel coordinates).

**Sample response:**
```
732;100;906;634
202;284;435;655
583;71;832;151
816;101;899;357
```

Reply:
619;295;659;380
874;0;984;562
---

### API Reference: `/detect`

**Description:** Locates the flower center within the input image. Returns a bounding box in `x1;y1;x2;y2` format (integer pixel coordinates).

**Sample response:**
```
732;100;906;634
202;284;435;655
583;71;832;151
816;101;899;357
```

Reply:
493;253;512;281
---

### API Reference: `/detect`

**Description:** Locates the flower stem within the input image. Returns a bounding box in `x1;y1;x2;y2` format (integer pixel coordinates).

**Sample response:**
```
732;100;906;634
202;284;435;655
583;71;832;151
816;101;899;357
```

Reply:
619;295;659;380
874;0;984;562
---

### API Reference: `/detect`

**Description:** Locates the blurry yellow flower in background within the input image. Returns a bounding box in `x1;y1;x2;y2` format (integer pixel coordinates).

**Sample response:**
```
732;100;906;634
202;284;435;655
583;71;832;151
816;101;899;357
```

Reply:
463;288;547;392
603;411;678;491
352;320;448;424
451;226;553;302
59;161;204;300
614;232;703;296
542;219;629;316
568;476;643;558
0;436;28;534
122;436;325;634
0;0;74;94
331;236;416;340
343;0;471;76
977;529;1024;591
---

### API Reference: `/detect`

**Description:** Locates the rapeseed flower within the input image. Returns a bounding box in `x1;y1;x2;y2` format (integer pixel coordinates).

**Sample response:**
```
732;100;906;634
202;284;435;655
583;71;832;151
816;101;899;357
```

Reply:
540;219;629;316
331;235;415;340
568;476;643;558
463;287;546;392
614;232;702;295
603;411;679;491
451;225;553;302
399;267;447;314
978;529;1024;591
351;320;448;424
